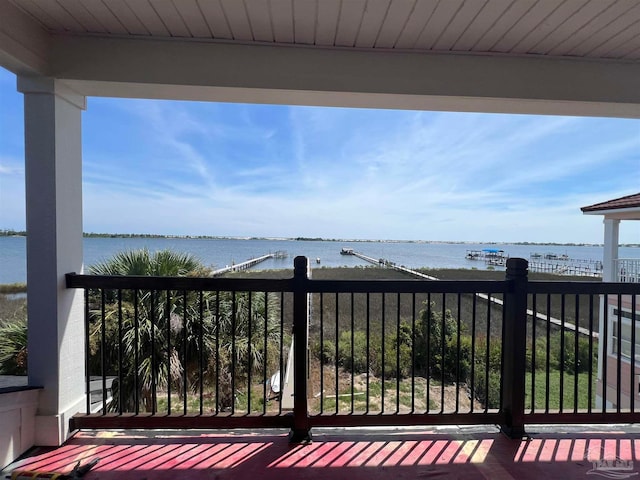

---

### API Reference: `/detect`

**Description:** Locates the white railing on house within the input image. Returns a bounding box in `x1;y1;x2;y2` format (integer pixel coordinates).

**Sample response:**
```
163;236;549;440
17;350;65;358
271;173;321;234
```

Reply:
616;258;640;283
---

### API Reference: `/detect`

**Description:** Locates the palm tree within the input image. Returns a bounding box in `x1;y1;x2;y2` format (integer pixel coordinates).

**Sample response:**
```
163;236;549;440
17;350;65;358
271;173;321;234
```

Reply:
213;290;283;411
88;249;213;412
87;249;283;414
0;292;28;375
0;316;27;375
89;248;208;277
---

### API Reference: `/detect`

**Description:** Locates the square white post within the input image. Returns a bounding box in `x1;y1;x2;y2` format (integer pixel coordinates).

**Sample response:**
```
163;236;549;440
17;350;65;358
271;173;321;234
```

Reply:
602;218;620;282
596;217;620;408
18;76;86;446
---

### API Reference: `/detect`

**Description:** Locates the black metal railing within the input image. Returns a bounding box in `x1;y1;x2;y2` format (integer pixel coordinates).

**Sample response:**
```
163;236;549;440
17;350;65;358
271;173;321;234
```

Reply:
66;257;640;438
525;281;639;425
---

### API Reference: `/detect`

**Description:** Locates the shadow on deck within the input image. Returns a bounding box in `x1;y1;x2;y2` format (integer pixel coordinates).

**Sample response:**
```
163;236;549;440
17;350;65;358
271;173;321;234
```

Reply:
4;425;640;480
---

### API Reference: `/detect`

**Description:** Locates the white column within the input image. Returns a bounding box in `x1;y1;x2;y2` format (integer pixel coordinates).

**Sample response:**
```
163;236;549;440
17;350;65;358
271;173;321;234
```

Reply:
603;217;620;282
18;76;86;446
596;217;621;408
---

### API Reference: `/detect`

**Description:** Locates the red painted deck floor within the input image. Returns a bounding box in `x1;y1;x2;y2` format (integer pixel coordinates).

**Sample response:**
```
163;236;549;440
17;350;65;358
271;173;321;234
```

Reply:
4;425;640;480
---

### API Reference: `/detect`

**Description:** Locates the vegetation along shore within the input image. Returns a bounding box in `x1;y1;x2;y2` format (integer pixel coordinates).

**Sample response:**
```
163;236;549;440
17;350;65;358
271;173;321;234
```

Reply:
3;229;634;247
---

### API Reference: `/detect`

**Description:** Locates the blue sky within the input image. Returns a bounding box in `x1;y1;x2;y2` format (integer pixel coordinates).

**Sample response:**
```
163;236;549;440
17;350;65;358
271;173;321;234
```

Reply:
1;67;639;244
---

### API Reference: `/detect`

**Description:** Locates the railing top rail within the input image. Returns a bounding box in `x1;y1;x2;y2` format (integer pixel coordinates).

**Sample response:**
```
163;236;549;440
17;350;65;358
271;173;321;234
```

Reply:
303;279;510;294
528;281;640;295
65;272;295;292
66;272;640;295
66;272;513;294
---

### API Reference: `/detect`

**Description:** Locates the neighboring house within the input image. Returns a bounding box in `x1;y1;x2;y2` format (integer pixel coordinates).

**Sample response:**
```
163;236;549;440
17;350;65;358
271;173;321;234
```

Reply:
582;193;640;409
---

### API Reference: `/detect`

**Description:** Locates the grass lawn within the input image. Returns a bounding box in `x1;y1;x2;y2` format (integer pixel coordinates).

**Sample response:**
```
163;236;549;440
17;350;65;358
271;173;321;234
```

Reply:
309;376;464;414
525;369;596;411
155;385;277;415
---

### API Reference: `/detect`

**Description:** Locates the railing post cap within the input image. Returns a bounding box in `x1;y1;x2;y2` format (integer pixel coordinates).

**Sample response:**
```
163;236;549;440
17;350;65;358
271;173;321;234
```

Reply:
506;257;529;274
293;256;309;277
294;256;308;267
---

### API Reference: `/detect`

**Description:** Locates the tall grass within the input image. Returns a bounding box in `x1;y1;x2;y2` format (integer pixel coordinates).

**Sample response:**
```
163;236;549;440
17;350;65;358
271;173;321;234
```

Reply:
0;283;27;295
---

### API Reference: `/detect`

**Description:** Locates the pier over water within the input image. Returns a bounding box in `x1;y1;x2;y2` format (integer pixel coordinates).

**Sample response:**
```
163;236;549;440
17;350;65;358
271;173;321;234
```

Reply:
342;249;595;338
346;250;439;280
211;251;287;276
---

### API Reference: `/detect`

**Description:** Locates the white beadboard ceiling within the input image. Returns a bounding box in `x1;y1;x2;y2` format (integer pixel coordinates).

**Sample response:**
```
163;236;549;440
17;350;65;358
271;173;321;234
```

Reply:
8;0;640;60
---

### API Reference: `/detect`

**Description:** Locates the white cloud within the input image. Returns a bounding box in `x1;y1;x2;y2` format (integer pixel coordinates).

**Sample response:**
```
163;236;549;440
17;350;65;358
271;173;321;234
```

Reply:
0;164;20;175
3;88;640;243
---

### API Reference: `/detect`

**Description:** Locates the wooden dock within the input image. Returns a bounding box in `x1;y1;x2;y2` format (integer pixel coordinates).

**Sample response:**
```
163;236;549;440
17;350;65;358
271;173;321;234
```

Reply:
343;250;596;338
528;259;602;277
349;251;439;280
211;252;286;276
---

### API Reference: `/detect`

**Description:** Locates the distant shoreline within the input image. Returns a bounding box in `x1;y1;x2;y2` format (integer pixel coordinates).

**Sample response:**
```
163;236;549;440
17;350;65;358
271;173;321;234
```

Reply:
1;229;637;248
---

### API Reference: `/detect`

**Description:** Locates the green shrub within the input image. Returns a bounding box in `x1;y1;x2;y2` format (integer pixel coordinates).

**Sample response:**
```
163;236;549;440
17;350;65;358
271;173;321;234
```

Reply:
455;335;473;382
473;368;501;409
379;334;413;379
311;339;336;365
414;301;470;382
550;332;594;374
0;317;27;375
525;337;550;371
468;336;502;408
337;331;369;373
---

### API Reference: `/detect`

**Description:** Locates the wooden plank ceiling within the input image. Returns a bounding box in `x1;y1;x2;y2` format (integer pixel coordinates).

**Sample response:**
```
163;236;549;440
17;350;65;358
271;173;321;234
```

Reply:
7;0;640;60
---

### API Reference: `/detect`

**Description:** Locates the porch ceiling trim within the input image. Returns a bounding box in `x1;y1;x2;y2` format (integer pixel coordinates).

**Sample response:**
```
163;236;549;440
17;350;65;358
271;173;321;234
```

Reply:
0;0;50;74
1;0;639;117
51;35;640;117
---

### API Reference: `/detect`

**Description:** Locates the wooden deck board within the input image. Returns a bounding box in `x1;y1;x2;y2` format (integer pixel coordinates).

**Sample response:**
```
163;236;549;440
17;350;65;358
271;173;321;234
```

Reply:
4;426;640;479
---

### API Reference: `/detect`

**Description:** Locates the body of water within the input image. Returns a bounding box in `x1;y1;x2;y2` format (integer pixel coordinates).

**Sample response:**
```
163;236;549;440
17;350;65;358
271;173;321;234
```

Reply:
1;235;637;285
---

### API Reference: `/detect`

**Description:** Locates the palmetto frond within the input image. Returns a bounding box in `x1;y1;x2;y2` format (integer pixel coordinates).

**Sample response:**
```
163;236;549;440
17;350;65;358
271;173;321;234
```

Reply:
86;248;283;413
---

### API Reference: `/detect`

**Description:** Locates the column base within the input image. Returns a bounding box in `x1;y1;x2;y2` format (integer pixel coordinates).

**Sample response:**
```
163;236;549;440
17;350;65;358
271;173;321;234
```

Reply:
500;424;527;440
288;428;312;444
35;395;85;446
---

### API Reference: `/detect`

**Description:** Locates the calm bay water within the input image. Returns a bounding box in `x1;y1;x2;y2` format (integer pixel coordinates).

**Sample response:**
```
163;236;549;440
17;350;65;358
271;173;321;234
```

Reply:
1;235;636;285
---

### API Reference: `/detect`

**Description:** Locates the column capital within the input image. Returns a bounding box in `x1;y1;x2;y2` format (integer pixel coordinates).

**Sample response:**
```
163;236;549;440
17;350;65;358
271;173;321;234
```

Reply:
17;75;86;110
